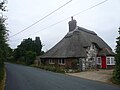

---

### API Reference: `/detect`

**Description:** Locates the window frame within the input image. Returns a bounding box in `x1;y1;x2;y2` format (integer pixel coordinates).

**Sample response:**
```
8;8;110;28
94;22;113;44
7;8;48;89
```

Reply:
97;57;101;65
49;59;55;64
106;57;115;65
58;59;65;65
107;57;110;65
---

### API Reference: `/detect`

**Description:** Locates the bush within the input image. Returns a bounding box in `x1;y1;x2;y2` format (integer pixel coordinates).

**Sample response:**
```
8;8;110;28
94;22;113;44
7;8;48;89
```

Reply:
25;51;36;65
65;68;80;73
0;63;4;82
38;65;65;73
112;28;120;84
112;69;120;84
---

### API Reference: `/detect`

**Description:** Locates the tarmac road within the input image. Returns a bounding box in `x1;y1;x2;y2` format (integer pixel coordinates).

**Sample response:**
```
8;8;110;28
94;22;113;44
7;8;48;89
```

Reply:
5;63;120;90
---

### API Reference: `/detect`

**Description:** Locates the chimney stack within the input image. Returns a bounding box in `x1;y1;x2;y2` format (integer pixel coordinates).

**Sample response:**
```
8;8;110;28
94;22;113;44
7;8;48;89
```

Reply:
68;16;77;32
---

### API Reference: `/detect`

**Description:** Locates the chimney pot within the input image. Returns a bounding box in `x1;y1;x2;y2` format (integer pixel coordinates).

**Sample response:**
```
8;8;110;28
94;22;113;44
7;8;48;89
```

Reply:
71;16;73;21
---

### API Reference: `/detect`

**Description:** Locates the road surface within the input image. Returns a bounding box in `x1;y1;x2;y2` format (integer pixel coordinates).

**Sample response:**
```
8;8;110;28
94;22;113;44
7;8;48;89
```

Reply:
5;63;120;90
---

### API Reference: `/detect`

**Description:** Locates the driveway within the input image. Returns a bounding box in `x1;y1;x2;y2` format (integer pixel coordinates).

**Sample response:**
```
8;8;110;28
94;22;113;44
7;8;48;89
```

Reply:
67;69;113;83
5;63;120;90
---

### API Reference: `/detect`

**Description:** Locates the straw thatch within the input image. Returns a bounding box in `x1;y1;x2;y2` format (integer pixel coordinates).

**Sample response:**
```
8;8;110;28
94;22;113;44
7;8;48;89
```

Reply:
41;26;114;59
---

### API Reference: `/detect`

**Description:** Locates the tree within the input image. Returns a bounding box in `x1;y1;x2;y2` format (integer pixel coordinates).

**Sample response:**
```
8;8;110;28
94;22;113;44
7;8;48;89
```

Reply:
0;17;8;62
34;37;42;55
25;51;36;65
112;27;120;84
0;0;7;82
13;37;43;65
20;38;35;51
0;0;7;61
0;0;7;11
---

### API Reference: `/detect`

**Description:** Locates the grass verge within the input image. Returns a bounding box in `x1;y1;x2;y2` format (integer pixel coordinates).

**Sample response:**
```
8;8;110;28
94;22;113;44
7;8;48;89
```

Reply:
0;65;6;90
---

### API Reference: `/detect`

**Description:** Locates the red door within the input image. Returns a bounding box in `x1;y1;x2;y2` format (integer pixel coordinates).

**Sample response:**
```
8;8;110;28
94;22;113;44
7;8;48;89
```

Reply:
101;56;107;69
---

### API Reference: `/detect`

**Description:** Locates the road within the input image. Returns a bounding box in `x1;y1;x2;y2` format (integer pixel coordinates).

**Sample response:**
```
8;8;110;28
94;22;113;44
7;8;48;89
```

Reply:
5;63;120;90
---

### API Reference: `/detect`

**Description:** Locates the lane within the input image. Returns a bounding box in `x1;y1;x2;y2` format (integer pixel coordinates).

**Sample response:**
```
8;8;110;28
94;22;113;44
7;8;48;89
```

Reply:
5;63;120;90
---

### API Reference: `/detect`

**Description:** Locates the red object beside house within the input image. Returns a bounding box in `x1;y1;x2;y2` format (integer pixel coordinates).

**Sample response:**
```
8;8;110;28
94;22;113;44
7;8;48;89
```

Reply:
101;56;107;69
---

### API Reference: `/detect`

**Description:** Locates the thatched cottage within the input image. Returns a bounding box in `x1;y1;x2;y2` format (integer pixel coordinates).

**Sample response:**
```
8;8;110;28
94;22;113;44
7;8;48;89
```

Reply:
40;17;115;71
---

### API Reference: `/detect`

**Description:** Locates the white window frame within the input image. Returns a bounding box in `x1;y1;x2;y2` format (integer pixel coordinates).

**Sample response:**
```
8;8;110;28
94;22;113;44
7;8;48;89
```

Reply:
49;59;55;64
111;57;115;65
58;59;65;65
107;57;110;65
106;57;115;65
97;57;101;65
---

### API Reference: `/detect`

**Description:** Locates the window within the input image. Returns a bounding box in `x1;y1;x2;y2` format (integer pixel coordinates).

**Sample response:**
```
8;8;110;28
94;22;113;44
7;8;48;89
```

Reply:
111;57;115;65
107;57;110;65
97;57;101;65
106;57;115;65
49;59;55;64
58;59;65;65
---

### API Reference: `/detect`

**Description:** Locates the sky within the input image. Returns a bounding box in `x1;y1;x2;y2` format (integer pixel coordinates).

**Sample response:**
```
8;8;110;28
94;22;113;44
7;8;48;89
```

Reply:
6;0;120;52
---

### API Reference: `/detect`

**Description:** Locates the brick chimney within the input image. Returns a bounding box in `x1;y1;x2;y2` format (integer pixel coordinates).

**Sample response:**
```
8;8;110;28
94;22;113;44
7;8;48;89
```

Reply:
68;16;77;32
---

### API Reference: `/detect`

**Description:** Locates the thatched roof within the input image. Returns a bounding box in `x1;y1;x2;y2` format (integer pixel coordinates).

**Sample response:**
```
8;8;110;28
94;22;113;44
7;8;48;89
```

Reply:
97;48;115;56
41;26;113;59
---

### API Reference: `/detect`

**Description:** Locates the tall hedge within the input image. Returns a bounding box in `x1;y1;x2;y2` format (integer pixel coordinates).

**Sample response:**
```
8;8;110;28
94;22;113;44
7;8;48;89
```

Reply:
0;0;7;83
112;27;120;84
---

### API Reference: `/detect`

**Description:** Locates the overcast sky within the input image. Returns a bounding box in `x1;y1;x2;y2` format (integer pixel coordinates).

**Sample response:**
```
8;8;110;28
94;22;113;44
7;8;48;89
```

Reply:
7;0;120;51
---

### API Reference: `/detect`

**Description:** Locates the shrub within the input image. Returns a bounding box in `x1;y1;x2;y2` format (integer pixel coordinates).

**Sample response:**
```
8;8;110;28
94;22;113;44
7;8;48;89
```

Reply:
112;69;120;84
38;65;65;73
112;28;120;85
0;63;4;82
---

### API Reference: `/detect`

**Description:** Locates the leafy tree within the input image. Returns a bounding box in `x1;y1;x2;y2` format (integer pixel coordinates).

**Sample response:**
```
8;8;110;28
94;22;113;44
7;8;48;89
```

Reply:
0;0;7;82
13;38;34;60
13;46;27;63
0;0;7;11
13;37;43;65
112;27;120;84
0;17;8;62
25;51;36;65
41;51;45;55
34;37;42;55
20;38;35;52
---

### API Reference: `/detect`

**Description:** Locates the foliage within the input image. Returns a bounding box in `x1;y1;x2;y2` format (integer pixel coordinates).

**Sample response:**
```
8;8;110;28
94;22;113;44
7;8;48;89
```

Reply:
13;37;43;65
25;51;36;65
0;17;8;62
0;1;10;61
34;37;42;55
112;27;120;84
0;0;7;11
0;64;4;90
0;1;7;89
0;64;4;82
6;47;13;62
37;65;65;73
36;65;79;73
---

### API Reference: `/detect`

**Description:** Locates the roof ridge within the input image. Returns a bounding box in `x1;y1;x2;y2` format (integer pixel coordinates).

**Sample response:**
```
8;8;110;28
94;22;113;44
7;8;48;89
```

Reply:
78;26;97;35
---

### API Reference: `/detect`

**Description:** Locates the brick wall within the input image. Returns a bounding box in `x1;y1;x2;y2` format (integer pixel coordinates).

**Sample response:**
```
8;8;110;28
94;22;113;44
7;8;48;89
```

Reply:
43;58;78;69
